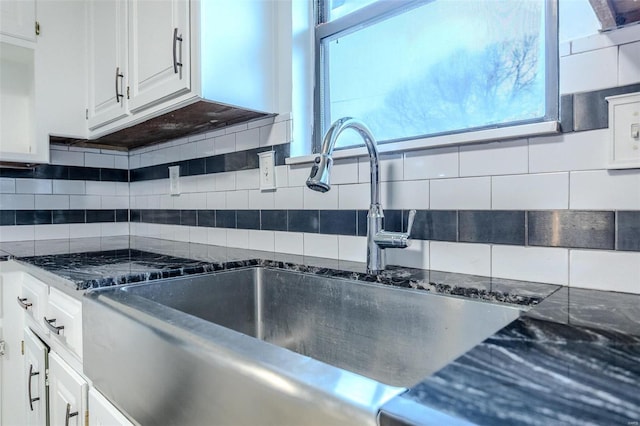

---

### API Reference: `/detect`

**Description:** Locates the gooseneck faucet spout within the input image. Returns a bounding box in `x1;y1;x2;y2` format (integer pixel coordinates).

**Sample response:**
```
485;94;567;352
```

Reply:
306;117;415;274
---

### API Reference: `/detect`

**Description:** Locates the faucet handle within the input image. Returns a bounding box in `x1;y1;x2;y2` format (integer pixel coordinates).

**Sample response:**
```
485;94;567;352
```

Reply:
406;209;416;236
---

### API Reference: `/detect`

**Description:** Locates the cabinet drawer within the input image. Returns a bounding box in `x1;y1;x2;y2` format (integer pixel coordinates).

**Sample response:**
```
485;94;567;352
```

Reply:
45;287;82;358
19;273;49;327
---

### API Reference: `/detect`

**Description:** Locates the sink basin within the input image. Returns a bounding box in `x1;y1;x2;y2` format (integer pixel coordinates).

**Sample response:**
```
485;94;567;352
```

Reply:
83;266;521;425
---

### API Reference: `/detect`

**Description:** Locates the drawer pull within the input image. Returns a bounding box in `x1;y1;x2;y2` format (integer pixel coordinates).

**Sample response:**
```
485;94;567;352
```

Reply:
28;364;40;411
65;403;78;426
43;317;64;334
17;297;33;310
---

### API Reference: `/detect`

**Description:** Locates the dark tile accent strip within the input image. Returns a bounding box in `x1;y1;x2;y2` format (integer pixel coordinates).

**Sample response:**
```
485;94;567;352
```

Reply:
237;210;260;230
116;209;129;222
130;209;141;222
130;143;291;182
216;210;236;228
261;210;287;231
384;210;403;233
68;166;100;181
357;210;368;237
319;210;356;235
528;211;615;250
573;83;640;132
0;210;15;226
288;210;319;233
53;210;85;224
459;210;525;245
409;210;458;242
16;210;52;225
100;168;129;182
180;210;197;227
198;210;216;227
617;211;640;251
560;94;574;132
87;210;115;223
0;165;128;182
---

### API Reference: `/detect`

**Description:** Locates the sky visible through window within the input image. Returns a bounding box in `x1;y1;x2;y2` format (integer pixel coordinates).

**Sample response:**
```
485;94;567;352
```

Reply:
323;0;549;148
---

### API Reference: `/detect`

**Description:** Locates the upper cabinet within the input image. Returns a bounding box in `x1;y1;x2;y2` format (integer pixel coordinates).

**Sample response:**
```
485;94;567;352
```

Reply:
0;0;36;43
87;0;285;140
0;0;87;164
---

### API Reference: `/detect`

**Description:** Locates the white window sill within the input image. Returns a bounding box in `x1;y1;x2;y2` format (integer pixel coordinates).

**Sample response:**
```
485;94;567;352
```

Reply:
286;120;560;165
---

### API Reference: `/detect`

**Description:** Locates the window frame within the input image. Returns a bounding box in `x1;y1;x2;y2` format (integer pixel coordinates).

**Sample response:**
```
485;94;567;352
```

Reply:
312;0;560;153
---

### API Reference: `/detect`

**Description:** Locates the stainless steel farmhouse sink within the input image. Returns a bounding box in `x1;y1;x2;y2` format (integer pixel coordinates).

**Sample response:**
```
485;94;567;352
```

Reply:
83;267;521;426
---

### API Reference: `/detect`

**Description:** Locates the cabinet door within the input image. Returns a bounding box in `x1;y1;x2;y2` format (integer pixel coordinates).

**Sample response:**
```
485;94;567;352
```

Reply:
0;271;27;426
88;388;135;426
87;0;129;130
45;287;82;359
127;0;190;113
24;327;48;426
0;0;36;42
49;352;87;426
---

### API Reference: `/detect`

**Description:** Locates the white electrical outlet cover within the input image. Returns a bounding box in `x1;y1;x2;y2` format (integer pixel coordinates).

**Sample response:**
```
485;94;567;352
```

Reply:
169;166;180;195
258;151;276;190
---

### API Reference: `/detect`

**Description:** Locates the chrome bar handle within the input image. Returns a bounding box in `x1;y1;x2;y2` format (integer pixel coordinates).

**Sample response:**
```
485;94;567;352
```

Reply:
17;296;33;310
115;67;124;103
65;403;78;426
374;209;417;249
43;317;64;335
406;209;416;236
173;28;183;74
28;364;40;411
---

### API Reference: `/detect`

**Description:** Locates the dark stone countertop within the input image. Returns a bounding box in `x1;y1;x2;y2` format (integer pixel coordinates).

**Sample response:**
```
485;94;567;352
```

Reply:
2;236;639;425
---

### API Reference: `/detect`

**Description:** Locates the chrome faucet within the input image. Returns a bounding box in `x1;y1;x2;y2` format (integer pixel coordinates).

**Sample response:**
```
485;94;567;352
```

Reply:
306;117;416;274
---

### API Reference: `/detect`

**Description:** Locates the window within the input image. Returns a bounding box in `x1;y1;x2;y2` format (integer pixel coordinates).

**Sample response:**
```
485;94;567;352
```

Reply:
315;0;559;150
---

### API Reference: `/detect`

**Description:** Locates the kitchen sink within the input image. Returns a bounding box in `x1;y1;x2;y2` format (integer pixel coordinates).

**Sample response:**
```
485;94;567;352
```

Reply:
83;267;521;425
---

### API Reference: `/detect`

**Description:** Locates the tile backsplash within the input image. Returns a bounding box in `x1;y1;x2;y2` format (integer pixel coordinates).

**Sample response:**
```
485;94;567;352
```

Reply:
1;28;639;295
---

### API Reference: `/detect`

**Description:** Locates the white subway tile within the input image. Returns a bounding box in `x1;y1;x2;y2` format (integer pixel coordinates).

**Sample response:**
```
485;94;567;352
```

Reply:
226;190;249;209
337;183;368;210
215;172;236;191
274;231;303;255
386;240;430;269
492;246;569;285
570;169;640;209
0;225;34;242
570;250;640;294
101;196;129;209
619;40;640;85
206;128;226;139
331;158;359;185
0;178;15;194
53;180;85;195
275;165;288;188
85;152;115;168
338;235;367;263
114;155;128;170
35;195;69;209
129;155;141;169
180;175;199;194
196;138;215;158
404;146;459;180
303;233;338;259
227;229;249;249
69;146;100;153
85;181;116;196
1;194;34;209
236;169;260;190
381;180;429;210
180;193;207;210
188;132;207;143
492;173;569;210
207;228;227;246
529;129;608;173
50;150;84;166
235;128;260;151
430;241;491;276
214;134;236;154
248;116;276;129
102;222;129;237
196;174;217;193
459;139;528;177
260;122;288;146
287;164;310;187
206;191;226;209
145;195;161;209
115;182;129;196
70;223;101;239
179;142;198;161
70;195;101;209
249;230;275;252
305;184;338;209
225;123;248;134
430;177;491;209
359;154;404;182
16;179;51;194
274;187;303;210
189;226;208;245
248;189;275;209
159;194;174;209
173;225;190;243
559;46;618;93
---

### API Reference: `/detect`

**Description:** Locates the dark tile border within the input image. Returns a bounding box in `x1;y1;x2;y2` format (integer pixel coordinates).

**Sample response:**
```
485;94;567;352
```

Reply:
0;165;128;182
123;208;640;252
0;209;128;225
130;143;290;182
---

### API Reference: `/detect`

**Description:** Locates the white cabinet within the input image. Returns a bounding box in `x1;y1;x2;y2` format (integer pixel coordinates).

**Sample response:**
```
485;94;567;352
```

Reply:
0;0;87;164
127;0;190;113
87;0;129;130
0;0;36;43
24;327;48;426
45;287;83;359
49;352;88;426
89;388;135;426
